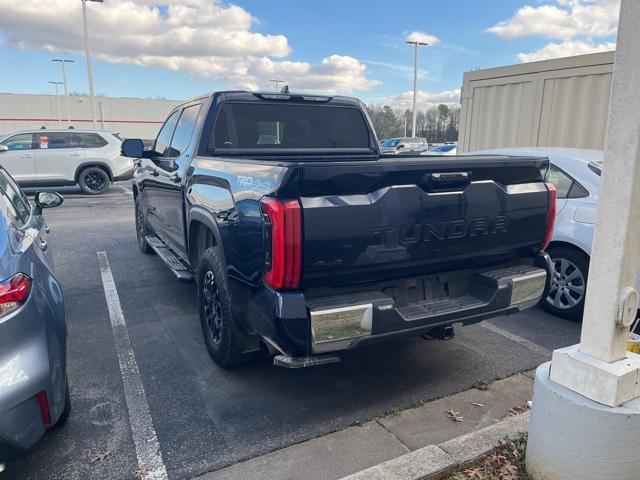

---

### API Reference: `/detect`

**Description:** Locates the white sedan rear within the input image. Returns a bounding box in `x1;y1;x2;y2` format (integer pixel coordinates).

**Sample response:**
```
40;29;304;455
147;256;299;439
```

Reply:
467;147;638;321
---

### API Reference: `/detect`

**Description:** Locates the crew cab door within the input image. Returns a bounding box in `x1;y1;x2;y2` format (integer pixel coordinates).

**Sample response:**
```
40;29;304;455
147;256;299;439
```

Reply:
140;103;202;259
0;133;38;183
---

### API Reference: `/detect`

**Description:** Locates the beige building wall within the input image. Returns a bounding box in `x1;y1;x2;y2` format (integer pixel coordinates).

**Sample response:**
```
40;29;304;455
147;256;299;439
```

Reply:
0;93;182;139
458;51;615;153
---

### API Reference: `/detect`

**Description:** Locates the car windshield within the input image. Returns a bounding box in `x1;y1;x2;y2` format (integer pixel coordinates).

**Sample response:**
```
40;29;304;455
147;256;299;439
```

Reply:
381;139;400;147
588;160;602;176
432;144;456;152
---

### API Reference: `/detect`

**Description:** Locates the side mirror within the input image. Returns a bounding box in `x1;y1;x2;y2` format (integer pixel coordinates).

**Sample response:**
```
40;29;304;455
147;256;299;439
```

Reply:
121;138;144;158
0;145;8;153
396;144;405;150
34;192;64;214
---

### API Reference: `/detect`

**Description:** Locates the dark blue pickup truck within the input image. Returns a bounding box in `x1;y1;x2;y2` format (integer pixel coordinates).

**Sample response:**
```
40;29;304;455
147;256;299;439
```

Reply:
121;91;555;368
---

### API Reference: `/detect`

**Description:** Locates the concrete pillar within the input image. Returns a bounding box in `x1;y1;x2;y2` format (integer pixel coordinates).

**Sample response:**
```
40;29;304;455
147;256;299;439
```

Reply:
528;2;640;477
547;0;640;407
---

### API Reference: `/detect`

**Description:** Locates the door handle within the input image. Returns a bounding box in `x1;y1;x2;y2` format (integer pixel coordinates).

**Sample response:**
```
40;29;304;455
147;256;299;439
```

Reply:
19;155;32;159
70;153;82;157
169;174;181;183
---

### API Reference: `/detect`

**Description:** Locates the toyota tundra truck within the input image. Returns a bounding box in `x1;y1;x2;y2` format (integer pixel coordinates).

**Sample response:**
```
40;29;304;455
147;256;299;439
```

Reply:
121;91;555;368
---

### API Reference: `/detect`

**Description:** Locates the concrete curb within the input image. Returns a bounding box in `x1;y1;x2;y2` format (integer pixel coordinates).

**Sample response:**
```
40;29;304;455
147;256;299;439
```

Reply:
339;411;530;480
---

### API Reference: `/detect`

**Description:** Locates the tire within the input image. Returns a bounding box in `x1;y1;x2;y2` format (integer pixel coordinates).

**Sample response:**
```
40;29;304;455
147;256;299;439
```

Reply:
78;166;110;195
135;197;153;254
542;246;589;321
52;379;71;429
198;247;257;368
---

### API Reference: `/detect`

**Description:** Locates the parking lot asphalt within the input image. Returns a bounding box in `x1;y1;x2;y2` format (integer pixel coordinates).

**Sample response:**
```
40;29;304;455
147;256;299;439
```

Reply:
2;184;581;480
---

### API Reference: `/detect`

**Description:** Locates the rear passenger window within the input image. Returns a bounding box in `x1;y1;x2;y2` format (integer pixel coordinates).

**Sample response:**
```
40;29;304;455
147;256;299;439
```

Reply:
71;133;108;148
546;165;574;199
166;104;202;158
39;133;71;149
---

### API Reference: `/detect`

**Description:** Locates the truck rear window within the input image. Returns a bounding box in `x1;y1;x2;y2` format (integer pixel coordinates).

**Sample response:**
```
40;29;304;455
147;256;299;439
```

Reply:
211;103;371;151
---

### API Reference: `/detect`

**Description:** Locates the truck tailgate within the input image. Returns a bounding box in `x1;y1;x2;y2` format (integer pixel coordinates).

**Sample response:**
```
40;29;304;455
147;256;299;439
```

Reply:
299;155;549;286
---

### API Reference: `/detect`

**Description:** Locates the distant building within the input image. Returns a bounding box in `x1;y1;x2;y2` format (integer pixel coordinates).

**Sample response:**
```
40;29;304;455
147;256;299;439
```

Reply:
458;51;614;153
0;93;182;139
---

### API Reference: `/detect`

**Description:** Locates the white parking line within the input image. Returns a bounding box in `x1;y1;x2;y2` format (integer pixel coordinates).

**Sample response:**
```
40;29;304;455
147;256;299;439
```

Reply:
480;321;551;358
97;252;168;480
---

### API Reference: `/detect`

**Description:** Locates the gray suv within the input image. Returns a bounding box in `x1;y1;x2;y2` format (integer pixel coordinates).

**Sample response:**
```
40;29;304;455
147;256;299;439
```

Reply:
0;169;68;471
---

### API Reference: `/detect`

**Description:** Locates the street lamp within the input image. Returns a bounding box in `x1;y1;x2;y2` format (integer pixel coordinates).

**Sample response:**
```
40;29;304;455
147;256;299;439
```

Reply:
406;41;428;138
270;79;286;92
48;81;65;127
81;0;103;128
52;59;74;126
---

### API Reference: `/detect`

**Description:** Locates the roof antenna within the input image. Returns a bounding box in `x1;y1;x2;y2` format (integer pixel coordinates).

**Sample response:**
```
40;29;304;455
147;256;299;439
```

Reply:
280;85;290;94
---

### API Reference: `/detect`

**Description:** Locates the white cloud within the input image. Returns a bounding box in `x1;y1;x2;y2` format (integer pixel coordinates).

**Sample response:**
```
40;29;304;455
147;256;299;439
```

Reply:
0;0;379;94
384;89;460;110
487;0;619;63
406;31;439;45
518;39;615;62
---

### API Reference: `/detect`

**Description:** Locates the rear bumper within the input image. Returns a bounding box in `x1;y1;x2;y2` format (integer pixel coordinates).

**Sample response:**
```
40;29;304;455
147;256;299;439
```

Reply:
113;166;134;182
250;253;551;357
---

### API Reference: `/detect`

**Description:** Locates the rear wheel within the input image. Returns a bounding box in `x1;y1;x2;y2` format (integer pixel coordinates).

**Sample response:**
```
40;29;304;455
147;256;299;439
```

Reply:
543;246;589;321
78;167;110;195
135;197;153;254
198;247;257;368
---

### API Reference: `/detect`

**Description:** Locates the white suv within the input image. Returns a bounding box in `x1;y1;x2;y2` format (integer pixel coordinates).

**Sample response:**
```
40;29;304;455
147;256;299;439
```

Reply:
0;129;133;194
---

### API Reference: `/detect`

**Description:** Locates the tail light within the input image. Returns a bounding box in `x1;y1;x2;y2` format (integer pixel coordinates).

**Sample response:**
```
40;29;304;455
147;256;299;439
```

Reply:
260;198;302;290
0;273;31;317
541;183;557;252
36;391;51;427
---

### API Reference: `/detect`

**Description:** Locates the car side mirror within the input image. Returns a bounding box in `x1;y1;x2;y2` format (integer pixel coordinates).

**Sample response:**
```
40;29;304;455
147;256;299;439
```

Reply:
396;144;405;150
0;145;8;153
121;138;144;158
34;192;64;214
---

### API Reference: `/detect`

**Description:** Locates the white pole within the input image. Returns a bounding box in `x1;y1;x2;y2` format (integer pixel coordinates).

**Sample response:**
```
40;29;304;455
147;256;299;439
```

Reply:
577;0;640;363
411;43;418;137
547;0;640;407
98;101;104;129
54;84;62;127
81;0;97;128
53;60;73;126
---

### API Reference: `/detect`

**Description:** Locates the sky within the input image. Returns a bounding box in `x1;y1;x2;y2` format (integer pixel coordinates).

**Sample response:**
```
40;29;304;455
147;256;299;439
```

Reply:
0;0;620;108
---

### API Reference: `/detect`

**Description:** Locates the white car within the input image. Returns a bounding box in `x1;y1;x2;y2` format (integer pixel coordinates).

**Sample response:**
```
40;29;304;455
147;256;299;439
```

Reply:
468;147;638;321
0;129;133;195
421;142;458;156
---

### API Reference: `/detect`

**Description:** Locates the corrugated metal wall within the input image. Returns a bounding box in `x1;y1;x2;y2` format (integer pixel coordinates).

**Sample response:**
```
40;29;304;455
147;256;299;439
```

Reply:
0;93;182;139
459;52;614;153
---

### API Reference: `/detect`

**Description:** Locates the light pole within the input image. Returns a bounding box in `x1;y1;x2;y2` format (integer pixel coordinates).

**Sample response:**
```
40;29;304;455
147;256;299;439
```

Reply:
52;59;74;126
406;41;428;138
48;81;65;127
81;0;103;128
526;1;640;478
270;79;286;92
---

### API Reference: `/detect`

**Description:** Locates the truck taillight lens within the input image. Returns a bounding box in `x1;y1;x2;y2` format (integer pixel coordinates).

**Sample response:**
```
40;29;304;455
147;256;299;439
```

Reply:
541;183;557;252
261;198;302;290
0;273;31;317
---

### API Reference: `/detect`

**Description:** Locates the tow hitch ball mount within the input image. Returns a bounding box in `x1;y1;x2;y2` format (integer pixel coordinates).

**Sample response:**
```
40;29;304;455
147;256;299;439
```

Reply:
422;325;455;341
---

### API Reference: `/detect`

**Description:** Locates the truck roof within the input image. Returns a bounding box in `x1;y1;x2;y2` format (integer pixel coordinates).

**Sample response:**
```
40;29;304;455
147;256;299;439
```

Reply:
179;90;362;110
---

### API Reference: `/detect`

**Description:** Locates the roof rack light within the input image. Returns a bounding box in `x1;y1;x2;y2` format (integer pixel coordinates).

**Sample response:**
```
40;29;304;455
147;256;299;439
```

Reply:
258;94;291;100
301;96;331;102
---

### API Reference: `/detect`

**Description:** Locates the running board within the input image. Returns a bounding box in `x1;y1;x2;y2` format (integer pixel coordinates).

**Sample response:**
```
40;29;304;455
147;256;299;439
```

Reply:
273;354;341;368
145;235;194;283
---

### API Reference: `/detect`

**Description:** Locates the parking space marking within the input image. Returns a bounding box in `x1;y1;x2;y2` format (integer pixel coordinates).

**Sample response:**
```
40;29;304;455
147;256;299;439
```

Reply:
480;321;551;358
97;252;168;480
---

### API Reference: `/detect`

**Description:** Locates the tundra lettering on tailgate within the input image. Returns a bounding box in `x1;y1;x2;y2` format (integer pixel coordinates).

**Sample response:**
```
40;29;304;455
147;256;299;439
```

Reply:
373;215;509;247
